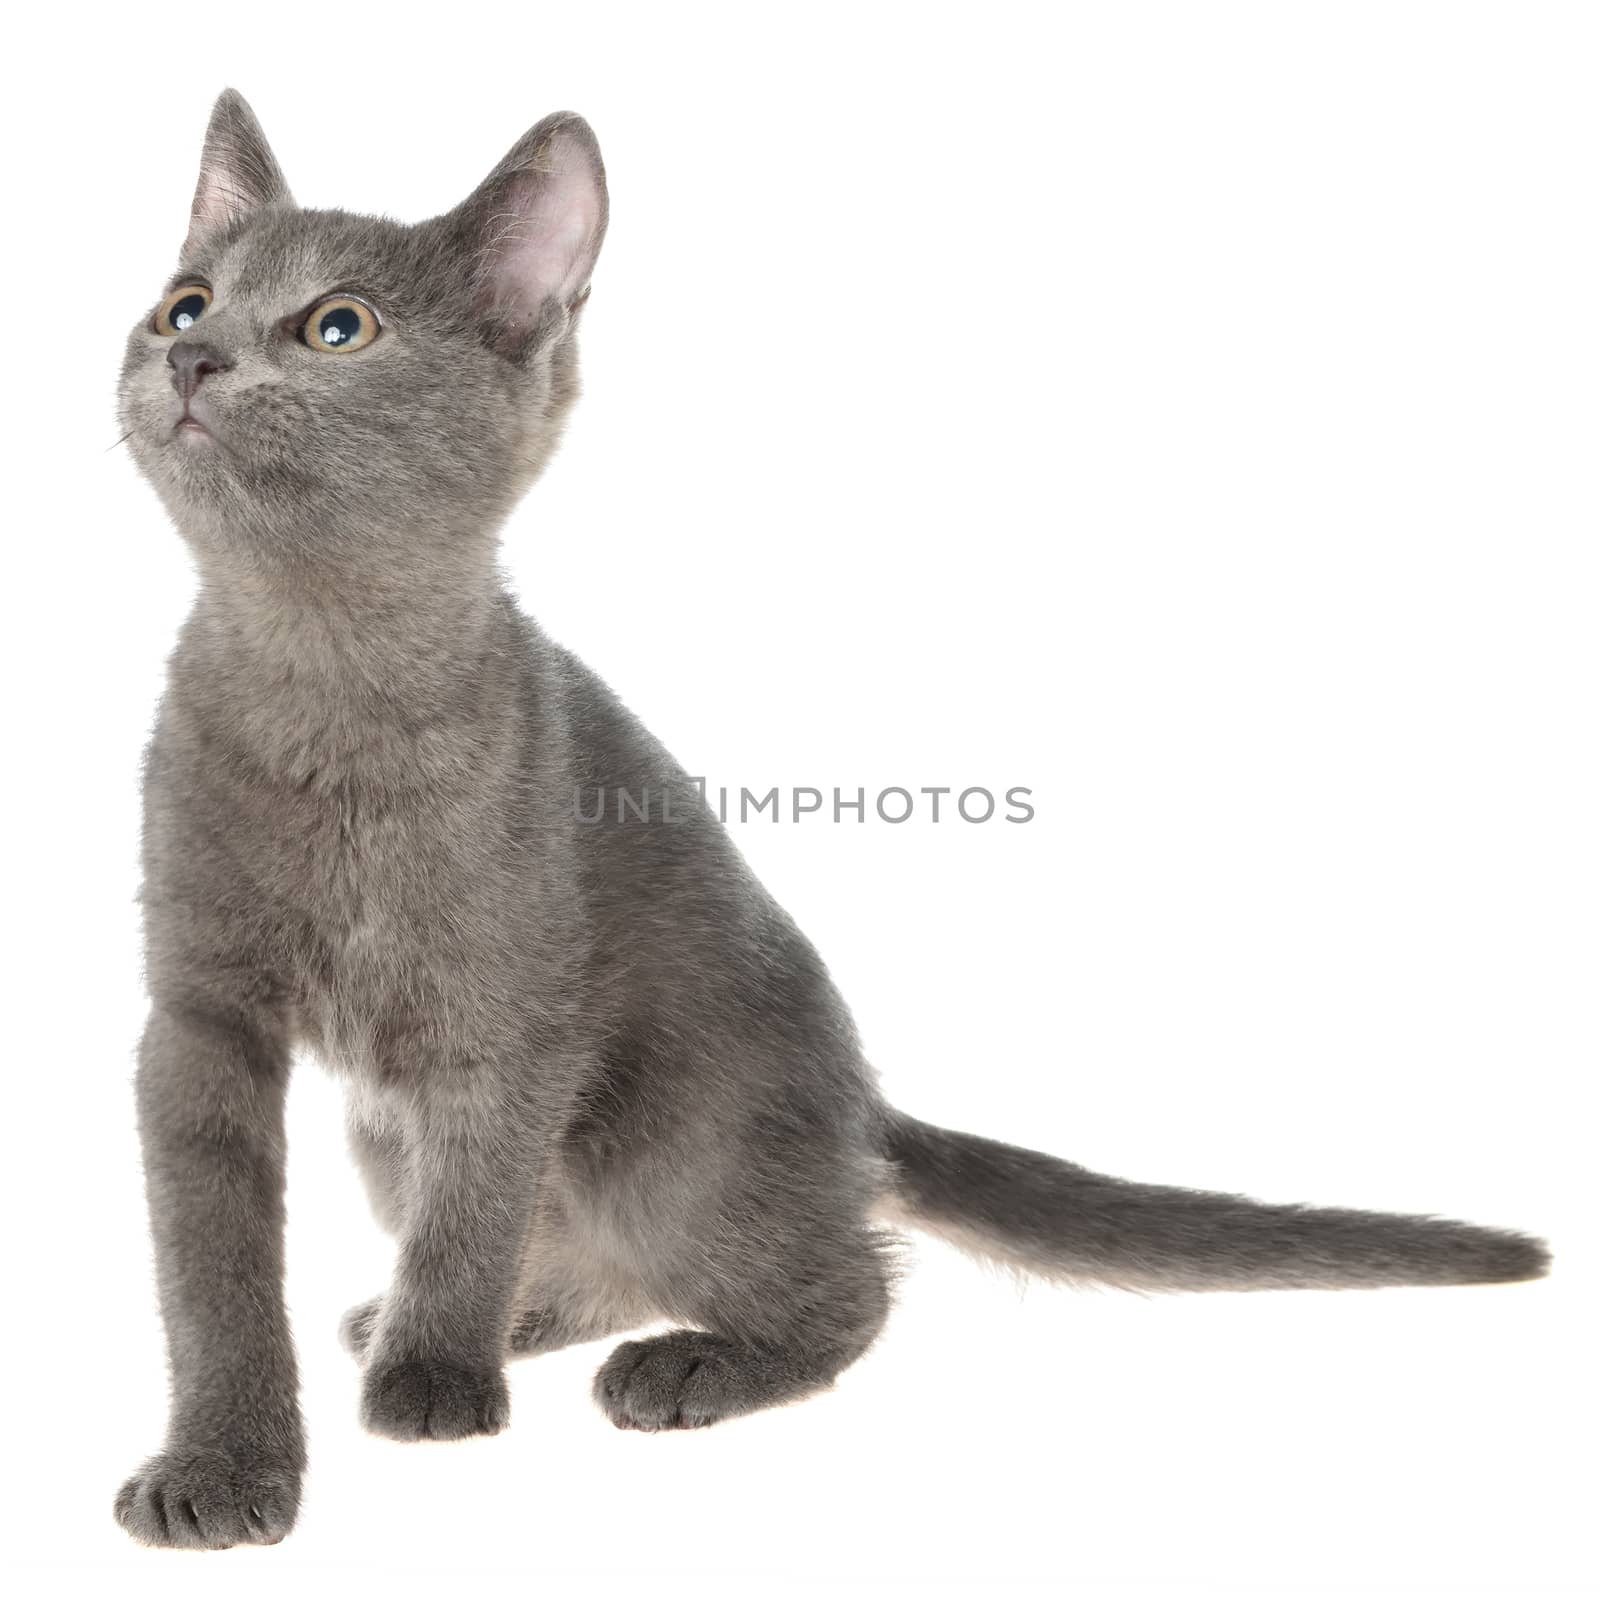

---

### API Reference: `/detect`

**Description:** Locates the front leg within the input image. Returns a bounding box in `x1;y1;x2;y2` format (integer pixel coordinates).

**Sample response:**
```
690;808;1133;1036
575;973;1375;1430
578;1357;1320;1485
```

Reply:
359;1072;543;1442
115;1001;303;1549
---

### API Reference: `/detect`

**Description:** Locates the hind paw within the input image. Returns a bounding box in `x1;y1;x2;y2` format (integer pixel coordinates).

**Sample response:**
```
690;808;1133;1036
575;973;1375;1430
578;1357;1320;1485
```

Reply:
338;1295;384;1361
595;1331;735;1430
593;1329;836;1431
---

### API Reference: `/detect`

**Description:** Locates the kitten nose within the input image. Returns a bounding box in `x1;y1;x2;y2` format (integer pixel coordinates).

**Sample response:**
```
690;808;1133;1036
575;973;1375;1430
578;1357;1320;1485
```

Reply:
167;341;232;400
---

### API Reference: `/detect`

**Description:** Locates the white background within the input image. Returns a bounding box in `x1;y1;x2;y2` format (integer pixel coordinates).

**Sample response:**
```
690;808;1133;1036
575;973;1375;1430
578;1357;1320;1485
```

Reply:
1;3;1595;1596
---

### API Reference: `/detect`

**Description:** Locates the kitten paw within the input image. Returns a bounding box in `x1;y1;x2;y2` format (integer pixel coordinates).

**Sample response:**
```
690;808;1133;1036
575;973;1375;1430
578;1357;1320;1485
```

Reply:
360;1358;510;1442
114;1445;301;1549
594;1330;755;1432
339;1295;384;1360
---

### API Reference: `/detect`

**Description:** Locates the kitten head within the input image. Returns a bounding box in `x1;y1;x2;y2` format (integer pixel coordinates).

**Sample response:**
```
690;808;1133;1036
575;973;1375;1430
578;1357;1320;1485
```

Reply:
119;90;607;576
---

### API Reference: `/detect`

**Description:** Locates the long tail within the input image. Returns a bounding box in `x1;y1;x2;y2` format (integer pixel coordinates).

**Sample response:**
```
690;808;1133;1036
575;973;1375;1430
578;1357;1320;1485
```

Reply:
879;1111;1548;1290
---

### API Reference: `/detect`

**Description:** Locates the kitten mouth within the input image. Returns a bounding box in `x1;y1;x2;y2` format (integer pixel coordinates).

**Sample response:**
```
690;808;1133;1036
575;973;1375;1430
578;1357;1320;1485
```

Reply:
173;409;217;445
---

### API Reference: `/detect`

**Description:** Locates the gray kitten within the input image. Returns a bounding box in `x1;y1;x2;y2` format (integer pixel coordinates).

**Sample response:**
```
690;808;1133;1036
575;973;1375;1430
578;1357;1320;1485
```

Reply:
113;90;1548;1551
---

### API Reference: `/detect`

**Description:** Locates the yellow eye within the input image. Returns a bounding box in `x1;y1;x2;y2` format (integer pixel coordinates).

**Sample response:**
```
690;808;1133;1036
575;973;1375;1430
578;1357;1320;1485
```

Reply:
302;296;381;353
154;284;213;336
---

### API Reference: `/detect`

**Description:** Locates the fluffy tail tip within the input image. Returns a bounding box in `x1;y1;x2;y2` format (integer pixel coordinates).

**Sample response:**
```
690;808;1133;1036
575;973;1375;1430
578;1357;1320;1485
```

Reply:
1472;1228;1551;1285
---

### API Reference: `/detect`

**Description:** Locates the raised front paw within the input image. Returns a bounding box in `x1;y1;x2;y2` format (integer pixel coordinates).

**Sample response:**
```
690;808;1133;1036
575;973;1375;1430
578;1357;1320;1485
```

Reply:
360;1357;510;1442
114;1444;301;1549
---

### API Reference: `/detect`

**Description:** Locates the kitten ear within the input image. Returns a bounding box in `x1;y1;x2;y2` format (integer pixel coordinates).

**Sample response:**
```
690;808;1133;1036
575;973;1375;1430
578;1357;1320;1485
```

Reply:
448;113;608;351
185;89;293;255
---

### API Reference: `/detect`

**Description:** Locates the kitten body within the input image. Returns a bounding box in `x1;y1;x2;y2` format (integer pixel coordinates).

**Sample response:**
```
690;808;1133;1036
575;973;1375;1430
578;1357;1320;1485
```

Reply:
113;92;1546;1550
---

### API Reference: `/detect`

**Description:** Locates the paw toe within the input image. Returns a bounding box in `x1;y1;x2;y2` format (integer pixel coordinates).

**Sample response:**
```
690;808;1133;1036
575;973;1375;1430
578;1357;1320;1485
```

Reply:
360;1358;510;1442
594;1332;738;1432
114;1449;300;1549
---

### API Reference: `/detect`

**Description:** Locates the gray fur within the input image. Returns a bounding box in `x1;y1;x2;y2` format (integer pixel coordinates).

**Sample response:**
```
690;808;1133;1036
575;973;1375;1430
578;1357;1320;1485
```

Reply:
113;90;1548;1550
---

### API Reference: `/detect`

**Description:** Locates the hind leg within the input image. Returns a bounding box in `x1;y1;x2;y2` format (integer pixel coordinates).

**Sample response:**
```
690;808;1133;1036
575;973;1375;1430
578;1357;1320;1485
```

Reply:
508;1255;658;1359
346;1105;410;1234
337;1112;411;1359
510;1299;637;1357
568;1024;897;1431
338;1111;412;1359
593;1320;881;1431
592;1225;892;1432
508;1186;659;1358
339;1295;386;1360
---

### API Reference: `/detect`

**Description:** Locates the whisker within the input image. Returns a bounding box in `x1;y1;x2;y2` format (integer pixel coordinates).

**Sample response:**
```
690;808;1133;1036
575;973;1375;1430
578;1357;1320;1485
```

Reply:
106;431;132;453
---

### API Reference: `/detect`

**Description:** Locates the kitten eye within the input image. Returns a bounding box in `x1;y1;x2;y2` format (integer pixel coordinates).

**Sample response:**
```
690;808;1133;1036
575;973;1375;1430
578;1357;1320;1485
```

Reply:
302;296;381;354
154;284;213;336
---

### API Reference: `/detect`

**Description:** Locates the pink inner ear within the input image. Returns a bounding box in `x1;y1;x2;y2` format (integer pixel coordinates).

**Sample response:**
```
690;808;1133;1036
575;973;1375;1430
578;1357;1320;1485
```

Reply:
184;150;291;258
183;93;292;256
485;154;604;318
190;167;250;241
